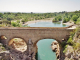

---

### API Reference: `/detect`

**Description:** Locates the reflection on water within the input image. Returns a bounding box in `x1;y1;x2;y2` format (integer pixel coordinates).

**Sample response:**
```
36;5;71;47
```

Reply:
53;22;61;24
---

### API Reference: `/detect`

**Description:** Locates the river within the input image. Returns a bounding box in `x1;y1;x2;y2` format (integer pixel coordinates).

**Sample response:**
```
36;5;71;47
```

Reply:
27;21;67;60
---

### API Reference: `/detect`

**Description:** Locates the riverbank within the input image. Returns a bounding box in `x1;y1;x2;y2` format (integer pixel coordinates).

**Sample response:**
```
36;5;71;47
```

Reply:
63;21;74;26
63;21;77;29
23;19;76;29
23;18;73;26
23;18;53;25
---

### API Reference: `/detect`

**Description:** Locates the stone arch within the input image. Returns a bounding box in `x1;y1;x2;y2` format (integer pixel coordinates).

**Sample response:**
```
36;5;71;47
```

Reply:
32;37;61;54
8;37;27;52
33;38;61;47
33;38;66;60
34;38;61;60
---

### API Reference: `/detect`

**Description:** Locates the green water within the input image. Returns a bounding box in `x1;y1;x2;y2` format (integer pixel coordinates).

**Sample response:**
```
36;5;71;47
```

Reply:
27;21;67;60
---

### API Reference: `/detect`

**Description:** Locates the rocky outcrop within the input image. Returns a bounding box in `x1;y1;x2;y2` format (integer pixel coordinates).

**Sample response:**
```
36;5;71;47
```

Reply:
51;41;60;60
0;39;35;60
64;26;80;60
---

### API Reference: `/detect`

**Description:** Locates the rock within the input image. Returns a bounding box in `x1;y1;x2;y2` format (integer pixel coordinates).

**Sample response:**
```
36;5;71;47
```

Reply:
51;41;60;59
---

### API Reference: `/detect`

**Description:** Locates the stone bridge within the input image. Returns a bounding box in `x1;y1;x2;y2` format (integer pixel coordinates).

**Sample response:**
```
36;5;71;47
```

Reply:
0;27;74;60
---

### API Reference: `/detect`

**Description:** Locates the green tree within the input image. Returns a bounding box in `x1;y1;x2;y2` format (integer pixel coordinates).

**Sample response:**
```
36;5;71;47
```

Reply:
63;17;69;23
76;17;80;24
57;16;62;21
11;22;22;27
17;20;20;23
72;15;78;21
0;13;3;17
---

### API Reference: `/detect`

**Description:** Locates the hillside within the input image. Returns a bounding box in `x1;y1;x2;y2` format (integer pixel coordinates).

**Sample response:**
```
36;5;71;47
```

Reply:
63;25;80;60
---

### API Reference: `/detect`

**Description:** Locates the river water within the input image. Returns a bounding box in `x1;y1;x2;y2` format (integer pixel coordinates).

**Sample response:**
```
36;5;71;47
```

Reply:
27;21;67;60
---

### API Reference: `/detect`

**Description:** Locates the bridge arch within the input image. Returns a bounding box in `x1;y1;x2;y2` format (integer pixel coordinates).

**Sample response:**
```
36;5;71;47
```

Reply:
8;37;27;52
33;37;61;47
33;37;62;54
34;38;60;60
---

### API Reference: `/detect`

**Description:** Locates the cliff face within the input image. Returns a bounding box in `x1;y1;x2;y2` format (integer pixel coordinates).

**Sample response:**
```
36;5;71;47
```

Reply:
64;26;80;60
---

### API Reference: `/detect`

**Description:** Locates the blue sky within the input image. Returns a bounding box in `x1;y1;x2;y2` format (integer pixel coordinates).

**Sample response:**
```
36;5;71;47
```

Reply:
0;0;80;12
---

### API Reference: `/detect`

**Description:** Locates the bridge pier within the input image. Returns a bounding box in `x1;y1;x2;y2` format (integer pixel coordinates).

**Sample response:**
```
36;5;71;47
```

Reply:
59;44;65;60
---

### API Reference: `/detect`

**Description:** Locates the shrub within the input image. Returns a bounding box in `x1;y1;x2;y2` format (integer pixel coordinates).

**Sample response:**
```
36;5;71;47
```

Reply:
67;31;75;45
63;45;68;53
11;22;22;27
73;43;80;50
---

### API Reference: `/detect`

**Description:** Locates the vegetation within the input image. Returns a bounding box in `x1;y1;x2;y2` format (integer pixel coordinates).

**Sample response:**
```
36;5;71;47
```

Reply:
11;22;22;27
76;17;80;24
63;25;80;60
63;17;69;23
0;10;80;27
52;16;62;22
67;31;75;45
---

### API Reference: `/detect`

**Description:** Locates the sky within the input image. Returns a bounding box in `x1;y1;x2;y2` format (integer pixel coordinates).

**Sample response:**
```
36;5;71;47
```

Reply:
0;0;80;13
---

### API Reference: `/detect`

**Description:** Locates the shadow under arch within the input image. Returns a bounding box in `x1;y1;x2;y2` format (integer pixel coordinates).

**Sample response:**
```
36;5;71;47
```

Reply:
8;37;27;52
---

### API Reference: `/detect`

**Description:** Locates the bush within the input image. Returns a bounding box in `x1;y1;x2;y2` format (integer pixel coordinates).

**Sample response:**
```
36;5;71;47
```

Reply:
67;31;75;45
73;43;80;50
17;20;20;23
11;22;22;27
63;45;68;53
67;38;73;45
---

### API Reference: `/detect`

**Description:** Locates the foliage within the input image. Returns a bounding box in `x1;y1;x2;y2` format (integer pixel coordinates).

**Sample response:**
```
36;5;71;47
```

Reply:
63;25;80;56
63;17;69;23
67;38;73;45
52;16;62;22
63;45;68;53
0;11;80;27
67;31;75;45
73;43;80;50
0;13;3;17
74;10;80;13
76;17;80;24
17;20;20;23
72;15;78;21
11;22;22;27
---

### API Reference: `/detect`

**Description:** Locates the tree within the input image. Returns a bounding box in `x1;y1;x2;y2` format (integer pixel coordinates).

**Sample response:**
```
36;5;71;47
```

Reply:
11;22;22;27
57;16;62;21
17;20;20;23
22;19;25;24
63;17;69;23
0;13;3;17
72;15;78;21
76;17;80;24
